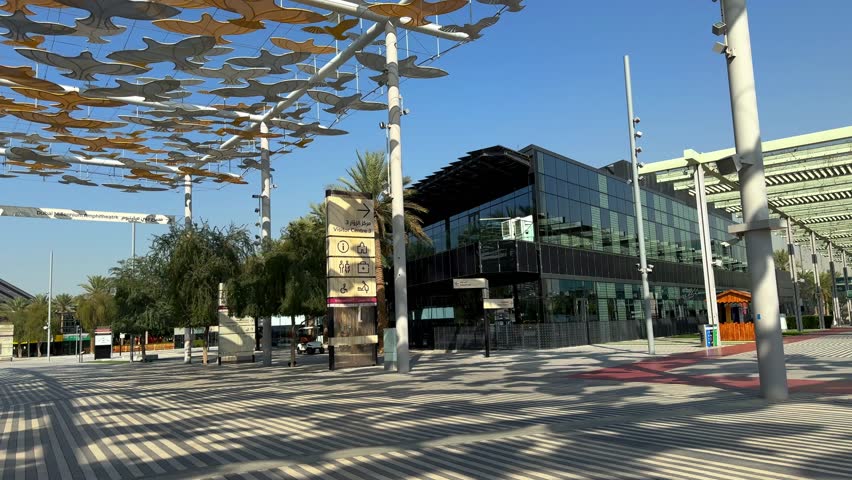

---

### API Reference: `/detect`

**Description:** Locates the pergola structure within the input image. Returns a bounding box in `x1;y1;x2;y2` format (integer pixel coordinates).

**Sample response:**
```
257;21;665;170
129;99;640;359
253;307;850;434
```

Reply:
0;0;527;371
641;126;852;334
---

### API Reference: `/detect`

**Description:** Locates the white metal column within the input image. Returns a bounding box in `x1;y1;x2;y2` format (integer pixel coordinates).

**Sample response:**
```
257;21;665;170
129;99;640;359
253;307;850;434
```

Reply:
385;21;409;373
184;174;193;364
828;243;840;327
260;122;273;367
785;220;803;332
720;0;787;400
694;166;719;326
810;231;825;329
844;252;851;324
623;55;654;355
184;174;192;228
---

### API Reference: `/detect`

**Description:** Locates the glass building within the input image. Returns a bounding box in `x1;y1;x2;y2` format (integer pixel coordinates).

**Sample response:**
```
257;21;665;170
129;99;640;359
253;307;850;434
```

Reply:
405;145;795;350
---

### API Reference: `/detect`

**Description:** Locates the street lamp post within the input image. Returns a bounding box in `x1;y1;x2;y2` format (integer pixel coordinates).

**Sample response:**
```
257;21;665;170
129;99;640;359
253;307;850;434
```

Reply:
47;251;53;362
623;55;655;355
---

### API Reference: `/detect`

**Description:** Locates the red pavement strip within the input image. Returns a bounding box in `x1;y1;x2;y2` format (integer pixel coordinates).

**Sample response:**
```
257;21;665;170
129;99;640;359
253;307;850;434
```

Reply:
571;329;852;395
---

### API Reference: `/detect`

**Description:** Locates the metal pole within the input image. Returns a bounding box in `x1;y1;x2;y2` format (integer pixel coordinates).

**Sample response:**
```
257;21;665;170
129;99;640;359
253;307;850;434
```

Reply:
386;21;410;373
47;251;52;362
810;231;825;329
184;174;193;364
131;223;136;258
623;55;655;355
786;220;803;332
720;0;787;400
260;122;273;367
694;166;719;326
828;243;840;327
844;252;851;325
483;288;490;358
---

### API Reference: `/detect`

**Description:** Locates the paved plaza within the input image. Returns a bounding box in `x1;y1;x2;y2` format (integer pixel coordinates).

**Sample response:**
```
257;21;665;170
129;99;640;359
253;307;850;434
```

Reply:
1;331;851;480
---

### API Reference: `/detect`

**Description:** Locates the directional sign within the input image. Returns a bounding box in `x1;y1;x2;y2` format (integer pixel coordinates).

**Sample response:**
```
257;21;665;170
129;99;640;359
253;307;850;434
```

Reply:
326;191;377;307
484;298;514;310
328;257;376;278
453;278;489;289
326;195;375;238
328;236;374;258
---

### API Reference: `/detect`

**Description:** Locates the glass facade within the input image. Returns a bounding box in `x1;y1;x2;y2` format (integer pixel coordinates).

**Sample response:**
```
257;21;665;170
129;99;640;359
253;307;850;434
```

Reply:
409;186;534;260
534;149;748;272
405;144;777;350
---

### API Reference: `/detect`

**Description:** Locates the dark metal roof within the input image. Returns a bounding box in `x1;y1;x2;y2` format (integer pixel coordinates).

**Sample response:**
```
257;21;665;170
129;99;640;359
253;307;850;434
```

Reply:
0;278;33;304
411;145;533;226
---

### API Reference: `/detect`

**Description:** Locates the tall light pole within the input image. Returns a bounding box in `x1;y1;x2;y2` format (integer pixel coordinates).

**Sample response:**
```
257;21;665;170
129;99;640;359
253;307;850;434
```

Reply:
623;55;654;355
47;250;53;362
719;0;787;400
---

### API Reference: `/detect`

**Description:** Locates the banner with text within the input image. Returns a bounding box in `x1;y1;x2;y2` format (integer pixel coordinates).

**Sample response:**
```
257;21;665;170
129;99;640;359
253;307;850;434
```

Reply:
0;205;174;224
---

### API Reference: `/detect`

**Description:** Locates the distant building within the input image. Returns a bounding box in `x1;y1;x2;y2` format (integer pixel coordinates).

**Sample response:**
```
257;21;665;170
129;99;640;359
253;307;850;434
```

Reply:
0;278;29;358
0;277;32;305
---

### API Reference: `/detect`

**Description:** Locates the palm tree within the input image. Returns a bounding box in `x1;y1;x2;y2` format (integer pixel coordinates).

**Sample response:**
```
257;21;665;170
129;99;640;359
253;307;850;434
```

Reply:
80;275;113;295
77;276;116;353
0;297;29;358
53;293;75;336
337;151;429;350
773;249;791;272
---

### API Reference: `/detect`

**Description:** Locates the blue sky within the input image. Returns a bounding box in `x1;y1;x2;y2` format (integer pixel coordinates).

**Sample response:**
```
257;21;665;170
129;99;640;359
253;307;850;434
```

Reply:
1;0;851;295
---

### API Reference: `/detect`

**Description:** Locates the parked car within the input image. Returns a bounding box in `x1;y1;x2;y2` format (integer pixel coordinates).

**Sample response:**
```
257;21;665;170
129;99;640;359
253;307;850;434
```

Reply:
296;341;325;354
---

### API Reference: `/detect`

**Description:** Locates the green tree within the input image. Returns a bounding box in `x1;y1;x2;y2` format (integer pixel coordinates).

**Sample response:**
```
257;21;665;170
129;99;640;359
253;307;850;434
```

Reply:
24;295;49;357
76;275;117;353
0;297;29;358
774;249;791;272
111;256;172;360
337;151;428;350
151;223;252;364
280;215;327;366
798;270;836;317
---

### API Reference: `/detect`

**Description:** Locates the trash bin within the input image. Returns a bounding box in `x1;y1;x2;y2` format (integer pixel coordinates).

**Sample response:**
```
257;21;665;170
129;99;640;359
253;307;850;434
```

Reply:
699;324;720;348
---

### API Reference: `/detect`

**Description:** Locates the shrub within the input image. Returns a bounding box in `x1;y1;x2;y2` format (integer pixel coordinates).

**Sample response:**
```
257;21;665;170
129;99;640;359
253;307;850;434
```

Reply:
800;315;832;329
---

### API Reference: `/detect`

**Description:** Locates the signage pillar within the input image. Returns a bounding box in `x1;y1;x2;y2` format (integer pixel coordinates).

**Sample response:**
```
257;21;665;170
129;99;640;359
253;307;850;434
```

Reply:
385;20;409;373
720;0;787;400
326;191;379;369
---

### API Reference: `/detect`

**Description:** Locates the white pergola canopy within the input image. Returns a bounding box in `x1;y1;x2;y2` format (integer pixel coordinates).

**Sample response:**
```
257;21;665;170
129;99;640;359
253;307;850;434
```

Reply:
641;126;852;257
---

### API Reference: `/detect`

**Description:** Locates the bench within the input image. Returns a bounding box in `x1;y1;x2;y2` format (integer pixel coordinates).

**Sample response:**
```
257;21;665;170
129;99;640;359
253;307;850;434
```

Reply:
217;353;255;364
